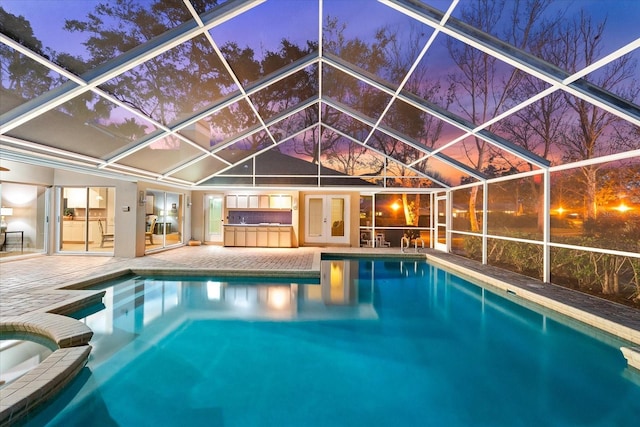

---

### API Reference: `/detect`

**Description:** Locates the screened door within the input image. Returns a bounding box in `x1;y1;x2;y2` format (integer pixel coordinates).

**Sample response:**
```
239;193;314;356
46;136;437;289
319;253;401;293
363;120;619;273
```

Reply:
434;192;448;252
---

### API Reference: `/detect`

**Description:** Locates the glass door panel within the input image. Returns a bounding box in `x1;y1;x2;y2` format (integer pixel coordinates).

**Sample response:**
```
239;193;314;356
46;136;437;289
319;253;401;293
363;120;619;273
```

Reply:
434;193;448;252
206;195;224;243
60;187;114;253
90;187;115;253
308;197;324;238
330;197;345;237
145;189;184;252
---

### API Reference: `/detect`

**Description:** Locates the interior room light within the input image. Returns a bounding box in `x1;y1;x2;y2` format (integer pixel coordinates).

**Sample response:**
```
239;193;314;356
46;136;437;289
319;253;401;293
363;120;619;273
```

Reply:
0;207;13;231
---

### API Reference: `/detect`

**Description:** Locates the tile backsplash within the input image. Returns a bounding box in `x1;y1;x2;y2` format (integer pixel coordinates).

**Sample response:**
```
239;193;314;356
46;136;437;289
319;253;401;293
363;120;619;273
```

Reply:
227;210;292;224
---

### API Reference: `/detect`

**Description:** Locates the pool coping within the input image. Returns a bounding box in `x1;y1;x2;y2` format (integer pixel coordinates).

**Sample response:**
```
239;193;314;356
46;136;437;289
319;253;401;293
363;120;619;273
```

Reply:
1;249;639;424
0;313;94;426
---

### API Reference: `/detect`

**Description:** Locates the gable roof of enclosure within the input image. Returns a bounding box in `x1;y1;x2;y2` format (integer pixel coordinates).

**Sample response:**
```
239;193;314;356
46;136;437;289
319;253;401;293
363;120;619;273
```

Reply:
1;0;638;191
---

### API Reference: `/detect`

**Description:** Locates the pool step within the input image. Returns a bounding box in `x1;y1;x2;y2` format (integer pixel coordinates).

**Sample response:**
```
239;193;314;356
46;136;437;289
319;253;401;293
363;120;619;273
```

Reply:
621;346;640;371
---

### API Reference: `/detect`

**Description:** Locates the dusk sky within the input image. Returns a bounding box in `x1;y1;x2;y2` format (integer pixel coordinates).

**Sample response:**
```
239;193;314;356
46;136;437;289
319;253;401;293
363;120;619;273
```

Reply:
3;0;638;64
1;0;638;186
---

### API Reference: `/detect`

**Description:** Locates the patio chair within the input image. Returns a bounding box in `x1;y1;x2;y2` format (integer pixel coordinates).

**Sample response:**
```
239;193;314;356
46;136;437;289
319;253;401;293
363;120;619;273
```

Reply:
146;215;157;245
98;219;114;248
331;220;344;237
375;232;391;247
360;230;373;247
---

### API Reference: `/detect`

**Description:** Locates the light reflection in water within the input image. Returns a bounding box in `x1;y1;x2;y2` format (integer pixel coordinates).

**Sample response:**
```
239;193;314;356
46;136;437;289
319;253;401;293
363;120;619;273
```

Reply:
78;259;391;363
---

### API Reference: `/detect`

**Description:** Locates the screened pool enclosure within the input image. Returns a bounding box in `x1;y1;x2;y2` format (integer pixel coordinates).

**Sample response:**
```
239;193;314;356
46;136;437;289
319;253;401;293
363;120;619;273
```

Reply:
1;0;639;305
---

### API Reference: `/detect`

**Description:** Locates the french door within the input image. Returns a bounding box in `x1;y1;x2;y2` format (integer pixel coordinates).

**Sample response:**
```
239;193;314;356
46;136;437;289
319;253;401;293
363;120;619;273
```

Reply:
305;195;350;245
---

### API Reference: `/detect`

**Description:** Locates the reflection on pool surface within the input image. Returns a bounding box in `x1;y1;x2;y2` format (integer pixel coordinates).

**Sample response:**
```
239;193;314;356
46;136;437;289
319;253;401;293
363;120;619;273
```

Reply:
25;259;640;426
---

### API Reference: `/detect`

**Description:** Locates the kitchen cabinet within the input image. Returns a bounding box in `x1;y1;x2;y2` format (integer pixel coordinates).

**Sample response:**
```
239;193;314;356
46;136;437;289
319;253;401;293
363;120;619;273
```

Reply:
224;226;235;246
268;227;280;247
225;226;250;247
270;195;292;209
237;195;248;208
62;220;86;242
235;227;246;246
224;225;292;248
62;220;103;243
259;195;270;208
279;228;291;247
249;195;259;208
256;227;268;246
227;194;293;210
246;227;257;246
64;188;107;209
89;188;107;208
64;188;85;208
226;195;237;208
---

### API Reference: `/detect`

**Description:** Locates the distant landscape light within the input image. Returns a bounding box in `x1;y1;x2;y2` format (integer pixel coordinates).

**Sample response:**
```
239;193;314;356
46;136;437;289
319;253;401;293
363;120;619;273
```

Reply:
615;204;631;213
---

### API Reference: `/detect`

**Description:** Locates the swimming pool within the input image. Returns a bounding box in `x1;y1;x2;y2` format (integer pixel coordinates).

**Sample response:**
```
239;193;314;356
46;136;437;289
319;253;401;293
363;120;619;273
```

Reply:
24;258;640;426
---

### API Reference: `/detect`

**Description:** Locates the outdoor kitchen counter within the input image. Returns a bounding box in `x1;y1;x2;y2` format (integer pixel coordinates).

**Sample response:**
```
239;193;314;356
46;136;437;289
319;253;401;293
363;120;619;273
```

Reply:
224;224;292;247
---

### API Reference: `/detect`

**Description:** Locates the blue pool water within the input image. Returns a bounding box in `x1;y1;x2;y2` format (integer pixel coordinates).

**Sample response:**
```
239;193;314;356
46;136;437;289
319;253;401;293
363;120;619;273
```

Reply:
25;259;640;426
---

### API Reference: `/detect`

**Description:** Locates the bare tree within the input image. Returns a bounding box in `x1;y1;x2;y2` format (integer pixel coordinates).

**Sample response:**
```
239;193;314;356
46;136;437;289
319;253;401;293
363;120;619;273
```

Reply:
497;7;568;231
447;0;553;232
555;11;639;221
378;22;454;223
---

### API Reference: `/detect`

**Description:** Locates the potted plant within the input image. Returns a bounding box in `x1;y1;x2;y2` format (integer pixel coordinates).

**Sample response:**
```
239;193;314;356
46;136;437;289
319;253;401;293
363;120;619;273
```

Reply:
64;208;74;219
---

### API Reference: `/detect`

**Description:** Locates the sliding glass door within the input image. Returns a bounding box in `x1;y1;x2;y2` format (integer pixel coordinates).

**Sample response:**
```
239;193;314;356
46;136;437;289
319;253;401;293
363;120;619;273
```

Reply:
59;186;116;253
145;189;184;252
0;182;49;258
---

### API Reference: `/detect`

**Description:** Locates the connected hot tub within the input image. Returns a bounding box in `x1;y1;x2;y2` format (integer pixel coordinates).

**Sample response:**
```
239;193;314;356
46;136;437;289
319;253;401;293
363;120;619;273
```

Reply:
0;313;93;426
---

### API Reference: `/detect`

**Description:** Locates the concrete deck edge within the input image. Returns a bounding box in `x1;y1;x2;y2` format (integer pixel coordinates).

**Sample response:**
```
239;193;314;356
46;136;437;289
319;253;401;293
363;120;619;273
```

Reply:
621;347;640;372
426;254;640;346
57;268;133;290
129;268;320;279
